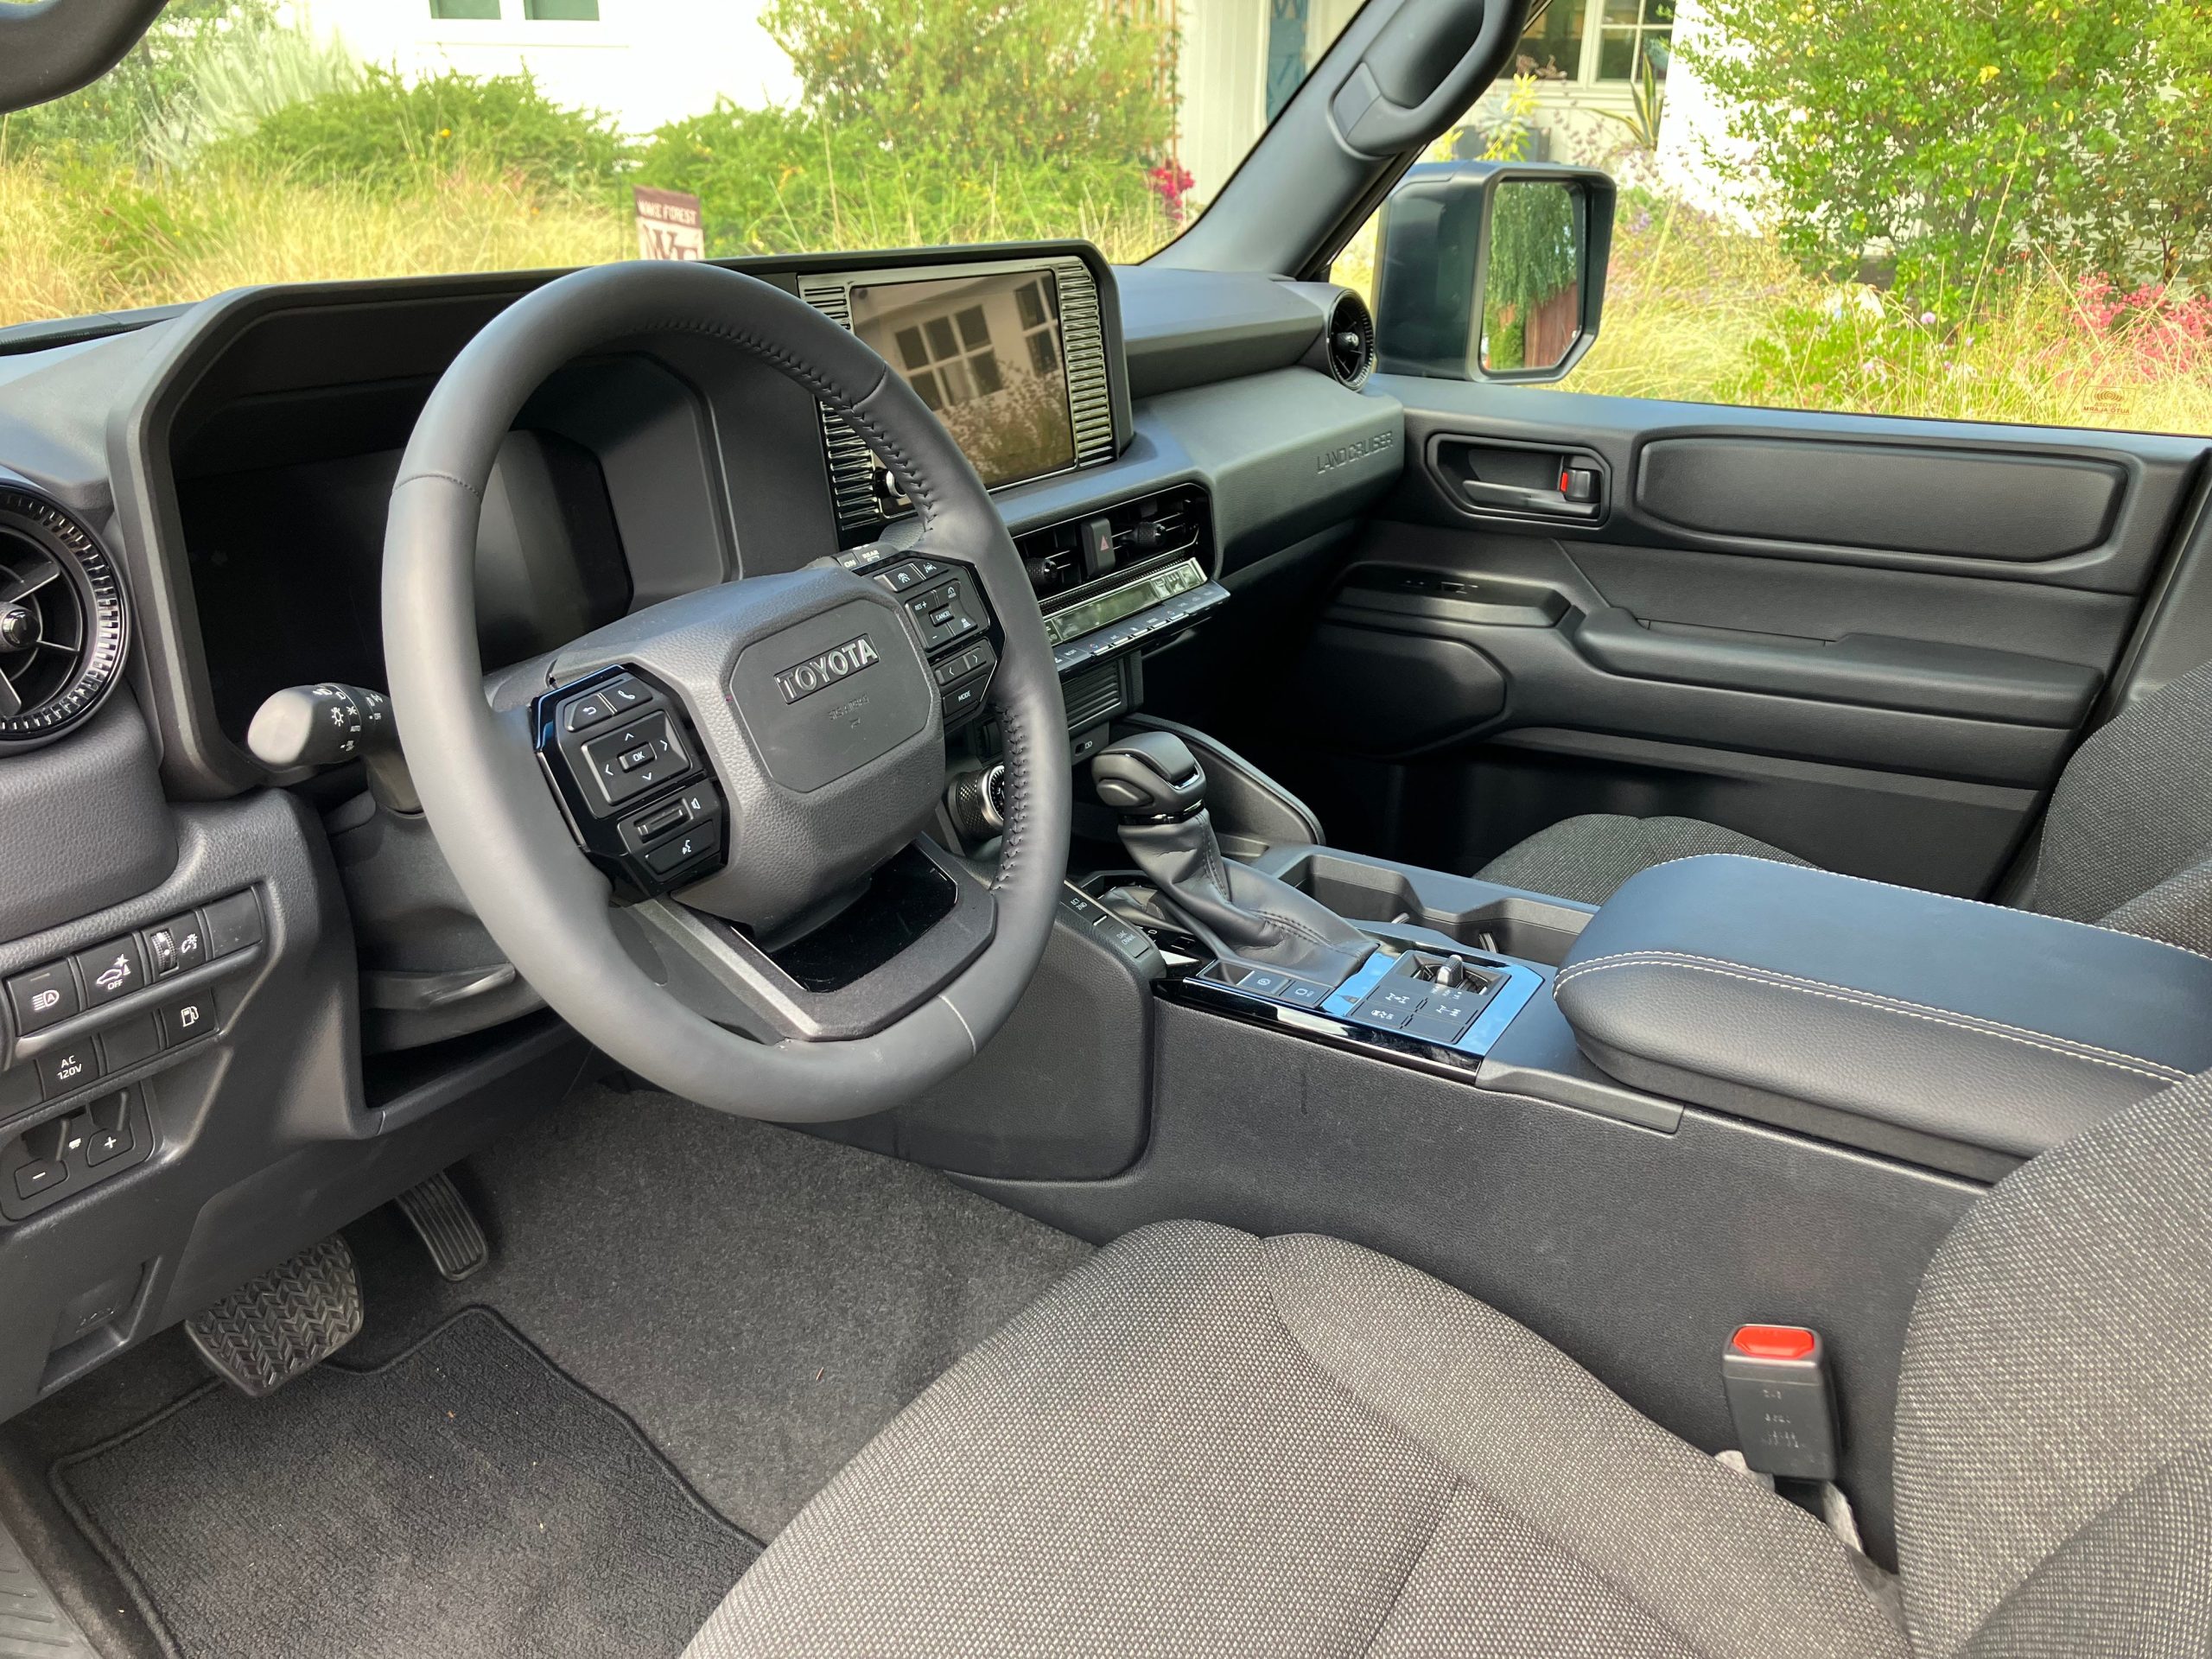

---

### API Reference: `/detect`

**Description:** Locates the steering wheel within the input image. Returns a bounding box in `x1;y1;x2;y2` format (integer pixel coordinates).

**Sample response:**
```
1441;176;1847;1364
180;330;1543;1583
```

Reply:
379;260;1071;1122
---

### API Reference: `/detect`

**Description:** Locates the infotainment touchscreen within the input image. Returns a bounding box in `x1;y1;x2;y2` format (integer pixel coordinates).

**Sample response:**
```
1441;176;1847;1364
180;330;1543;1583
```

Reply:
849;270;1077;491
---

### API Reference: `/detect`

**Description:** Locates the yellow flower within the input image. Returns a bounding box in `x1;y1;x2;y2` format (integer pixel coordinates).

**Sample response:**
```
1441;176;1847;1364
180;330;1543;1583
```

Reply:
1977;65;1999;82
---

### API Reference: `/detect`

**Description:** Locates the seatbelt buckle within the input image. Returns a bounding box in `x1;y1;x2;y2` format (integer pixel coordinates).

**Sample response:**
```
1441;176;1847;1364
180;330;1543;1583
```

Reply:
1723;1325;1838;1482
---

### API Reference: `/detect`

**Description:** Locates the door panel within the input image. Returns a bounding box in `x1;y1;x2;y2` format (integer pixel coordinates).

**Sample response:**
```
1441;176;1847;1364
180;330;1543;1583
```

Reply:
1200;380;2211;899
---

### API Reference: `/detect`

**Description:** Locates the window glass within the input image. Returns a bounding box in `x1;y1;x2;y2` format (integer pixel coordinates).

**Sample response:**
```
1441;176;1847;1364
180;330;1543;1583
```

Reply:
1339;0;2212;438
0;0;1375;327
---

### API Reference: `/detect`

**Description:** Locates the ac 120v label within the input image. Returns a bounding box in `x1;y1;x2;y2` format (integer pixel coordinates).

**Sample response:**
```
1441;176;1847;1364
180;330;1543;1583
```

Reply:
1317;430;1396;473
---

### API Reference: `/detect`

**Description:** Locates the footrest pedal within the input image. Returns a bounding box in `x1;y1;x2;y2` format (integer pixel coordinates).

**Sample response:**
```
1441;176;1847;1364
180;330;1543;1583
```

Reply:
394;1168;489;1282
185;1234;362;1397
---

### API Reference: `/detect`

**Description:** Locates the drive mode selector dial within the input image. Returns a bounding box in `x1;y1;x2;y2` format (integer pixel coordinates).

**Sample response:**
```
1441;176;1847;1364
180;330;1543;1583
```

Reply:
533;665;728;901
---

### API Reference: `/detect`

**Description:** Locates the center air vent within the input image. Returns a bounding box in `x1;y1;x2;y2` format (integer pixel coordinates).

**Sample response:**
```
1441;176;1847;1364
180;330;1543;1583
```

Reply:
1325;290;1377;390
0;487;127;752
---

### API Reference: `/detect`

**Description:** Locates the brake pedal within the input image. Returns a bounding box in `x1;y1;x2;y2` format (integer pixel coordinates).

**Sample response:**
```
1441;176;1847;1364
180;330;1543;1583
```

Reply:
393;1168;489;1282
185;1235;363;1397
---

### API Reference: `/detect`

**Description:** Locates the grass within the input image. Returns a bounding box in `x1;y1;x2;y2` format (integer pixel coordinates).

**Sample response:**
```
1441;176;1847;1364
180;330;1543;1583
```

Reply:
2;156;2205;442
1337;193;2212;439
0;155;1168;326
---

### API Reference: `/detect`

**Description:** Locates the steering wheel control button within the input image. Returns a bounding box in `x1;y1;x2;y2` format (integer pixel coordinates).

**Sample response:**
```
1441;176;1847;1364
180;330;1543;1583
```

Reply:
644;814;722;877
161;994;215;1048
583;714;690;808
38;1042;101;1100
73;938;145;1008
565;693;618;732
632;802;690;842
603;678;649;712
7;962;79;1035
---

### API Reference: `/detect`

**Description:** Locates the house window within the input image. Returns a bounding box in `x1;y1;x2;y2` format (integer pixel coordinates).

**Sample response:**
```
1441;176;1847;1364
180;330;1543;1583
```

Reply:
1512;0;1584;82
524;0;601;16
1597;0;1673;81
894;306;1003;411
1513;0;1672;86
429;0;501;17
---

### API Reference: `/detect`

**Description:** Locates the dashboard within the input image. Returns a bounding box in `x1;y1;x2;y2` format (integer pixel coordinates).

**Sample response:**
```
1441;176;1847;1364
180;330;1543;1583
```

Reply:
0;238;1405;1421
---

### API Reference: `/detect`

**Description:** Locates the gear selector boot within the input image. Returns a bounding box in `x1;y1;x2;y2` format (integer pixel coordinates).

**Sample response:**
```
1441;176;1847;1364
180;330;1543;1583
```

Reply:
1093;733;1373;984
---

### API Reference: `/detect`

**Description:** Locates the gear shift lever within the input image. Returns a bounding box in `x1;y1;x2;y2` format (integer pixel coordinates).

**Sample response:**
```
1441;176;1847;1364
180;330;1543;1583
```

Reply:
1093;733;1372;982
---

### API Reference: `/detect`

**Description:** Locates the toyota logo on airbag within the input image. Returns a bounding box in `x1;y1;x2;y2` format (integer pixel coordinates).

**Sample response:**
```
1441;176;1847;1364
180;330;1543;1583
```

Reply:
775;634;881;703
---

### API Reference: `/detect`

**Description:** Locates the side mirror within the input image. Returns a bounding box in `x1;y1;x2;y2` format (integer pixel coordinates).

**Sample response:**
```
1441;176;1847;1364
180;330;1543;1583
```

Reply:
1372;162;1616;383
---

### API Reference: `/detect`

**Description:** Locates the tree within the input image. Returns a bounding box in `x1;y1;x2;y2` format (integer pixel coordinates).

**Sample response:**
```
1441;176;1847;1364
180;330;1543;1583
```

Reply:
1686;0;2212;314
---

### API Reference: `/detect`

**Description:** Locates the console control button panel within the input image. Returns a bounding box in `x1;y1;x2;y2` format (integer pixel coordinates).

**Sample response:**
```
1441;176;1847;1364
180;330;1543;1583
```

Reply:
0;1087;155;1223
533;668;728;901
2;888;262;1127
1199;945;1546;1061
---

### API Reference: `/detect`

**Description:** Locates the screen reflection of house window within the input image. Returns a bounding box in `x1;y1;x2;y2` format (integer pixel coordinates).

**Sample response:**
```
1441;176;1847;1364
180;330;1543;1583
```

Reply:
1017;279;1058;375
895;306;1004;410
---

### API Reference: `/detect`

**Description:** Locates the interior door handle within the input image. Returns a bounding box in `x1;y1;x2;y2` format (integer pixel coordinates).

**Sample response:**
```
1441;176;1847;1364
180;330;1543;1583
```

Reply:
1459;479;1599;519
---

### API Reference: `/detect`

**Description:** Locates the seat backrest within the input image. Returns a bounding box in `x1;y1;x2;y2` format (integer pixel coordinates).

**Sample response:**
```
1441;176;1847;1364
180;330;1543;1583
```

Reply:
1892;1070;2212;1658
2031;662;2212;946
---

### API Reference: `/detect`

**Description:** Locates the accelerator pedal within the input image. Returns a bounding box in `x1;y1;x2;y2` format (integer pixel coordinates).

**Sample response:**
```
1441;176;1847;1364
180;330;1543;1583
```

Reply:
185;1234;362;1397
393;1168;489;1282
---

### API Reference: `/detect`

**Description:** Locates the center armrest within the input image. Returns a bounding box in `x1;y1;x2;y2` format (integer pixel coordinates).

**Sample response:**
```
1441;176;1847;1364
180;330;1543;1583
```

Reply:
1551;855;2212;1179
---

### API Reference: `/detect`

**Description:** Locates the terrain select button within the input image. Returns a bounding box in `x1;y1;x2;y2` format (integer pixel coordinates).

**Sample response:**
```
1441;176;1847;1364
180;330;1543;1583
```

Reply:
73;938;145;1007
1407;1006;1478;1046
6;963;78;1035
13;1160;62;1201
38;1043;100;1099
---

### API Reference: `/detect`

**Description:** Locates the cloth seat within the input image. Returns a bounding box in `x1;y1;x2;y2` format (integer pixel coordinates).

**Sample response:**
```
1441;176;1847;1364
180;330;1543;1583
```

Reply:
690;1071;2212;1656
686;1219;1907;1659
1473;660;2212;941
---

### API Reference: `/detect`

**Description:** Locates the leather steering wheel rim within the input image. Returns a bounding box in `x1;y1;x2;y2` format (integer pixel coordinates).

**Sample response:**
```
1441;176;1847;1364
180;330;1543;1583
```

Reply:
380;260;1071;1122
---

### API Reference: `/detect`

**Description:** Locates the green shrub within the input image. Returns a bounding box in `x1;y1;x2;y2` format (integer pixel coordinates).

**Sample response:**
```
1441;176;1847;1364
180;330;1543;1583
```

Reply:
633;101;1160;255
0;0;277;170
1688;0;2212;315
214;67;626;199
146;20;361;174
634;0;1179;256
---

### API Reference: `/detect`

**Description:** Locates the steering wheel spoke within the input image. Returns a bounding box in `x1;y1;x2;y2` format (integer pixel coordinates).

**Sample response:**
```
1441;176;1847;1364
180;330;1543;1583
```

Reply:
626;837;996;1042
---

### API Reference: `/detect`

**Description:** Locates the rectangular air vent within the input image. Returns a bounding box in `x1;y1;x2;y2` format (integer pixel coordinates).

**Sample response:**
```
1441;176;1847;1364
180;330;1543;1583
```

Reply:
1062;659;1127;731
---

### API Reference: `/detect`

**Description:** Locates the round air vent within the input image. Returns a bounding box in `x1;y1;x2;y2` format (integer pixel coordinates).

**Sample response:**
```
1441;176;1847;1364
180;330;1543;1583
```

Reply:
0;487;127;751
1325;290;1377;390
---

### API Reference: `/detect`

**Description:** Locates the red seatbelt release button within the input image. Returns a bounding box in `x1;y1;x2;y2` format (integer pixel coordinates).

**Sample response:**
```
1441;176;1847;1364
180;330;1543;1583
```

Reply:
1724;1324;1837;1481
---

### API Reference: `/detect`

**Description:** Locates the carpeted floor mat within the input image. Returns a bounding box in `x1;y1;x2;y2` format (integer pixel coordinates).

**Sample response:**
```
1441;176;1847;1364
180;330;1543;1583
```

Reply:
49;1307;757;1659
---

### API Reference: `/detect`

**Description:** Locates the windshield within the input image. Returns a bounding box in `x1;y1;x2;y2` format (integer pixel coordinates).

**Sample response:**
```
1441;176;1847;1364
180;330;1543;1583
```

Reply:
0;0;1370;327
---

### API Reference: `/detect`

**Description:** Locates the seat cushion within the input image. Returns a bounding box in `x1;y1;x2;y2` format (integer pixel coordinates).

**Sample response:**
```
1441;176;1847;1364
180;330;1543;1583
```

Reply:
1477;814;1810;906
685;1220;1904;1659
